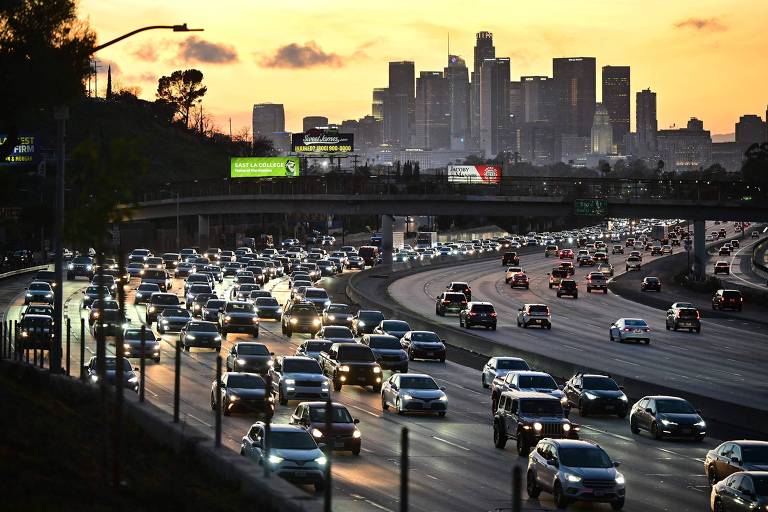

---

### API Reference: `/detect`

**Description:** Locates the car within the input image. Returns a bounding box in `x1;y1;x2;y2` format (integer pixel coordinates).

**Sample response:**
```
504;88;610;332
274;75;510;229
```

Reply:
491;370;568;413
752;231;760;238
122;326;162;362
719;246;732;256
563;374;629;418
21;303;54;319
201;299;226;322
666;305;701;333
517;304;552;329
481;357;530;389
625;256;641;271
712;289;743;311
593;251;608;263
381;373;447;417
661;244;672;254
544;245;559;257
526;439;626;510
548;268;569;288
557;279;579;299
174;262;196;278
493;391;578;456
156;308;192;334
213;372;274;418
507;271;530;289
220;301;260;337
240;422;325;492
705;441;768;486
67;256;95;280
399;330;446;362
315;325;356;344
559;249;574;259
269;357;329;404
446;281;471;301
611;244;624;255
609;318;650;344
290;401;361;455
346;255;365;270
577;254;595;267
82;285;111;309
234;283;261;302
558;261;575;276
641;276;662;292
502;252;520;266
180;320;222;352
459;302;497;329
584;272;607;294
17;314;55;349
651;245;662;256
189;292;217;317
134;283;161;305
145;292;183;324
597;262;615;277
435;291;467;316
321;303;353;327
714;261;731;275
252;296;281;320
318;342;382;392
361;334;408;372
223;342;272;374
629;395;706;441
282;301;322;337
710;471;768;512
24;281;54;305
92;309;129;339
295;339;333;361
85;355;139;392
373;319;412;340
350;310;384;336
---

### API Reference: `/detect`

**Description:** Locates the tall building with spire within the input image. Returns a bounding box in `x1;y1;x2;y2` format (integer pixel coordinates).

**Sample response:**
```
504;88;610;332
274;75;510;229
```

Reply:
445;55;470;150
470;31;495;148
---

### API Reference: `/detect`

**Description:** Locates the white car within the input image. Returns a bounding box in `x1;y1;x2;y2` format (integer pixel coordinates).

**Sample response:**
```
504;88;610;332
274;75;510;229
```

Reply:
504;266;524;283
481;357;530;388
380;373;447;417
609;318;651;344
625;256;642;271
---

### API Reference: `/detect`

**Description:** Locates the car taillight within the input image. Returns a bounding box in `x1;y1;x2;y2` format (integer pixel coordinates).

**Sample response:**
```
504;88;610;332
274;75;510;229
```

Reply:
697;311;701;319
442;300;450;304
623;327;631;332
461;300;467;304
644;328;650;332
490;312;497;317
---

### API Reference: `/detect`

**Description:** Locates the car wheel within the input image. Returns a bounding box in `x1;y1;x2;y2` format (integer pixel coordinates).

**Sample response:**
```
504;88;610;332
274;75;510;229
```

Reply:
184;344;190;352
286;330;292;337
644;339;650;345
553;482;569;509
665;322;670;331
712;498;725;512
651;421;663;440
546;324;551;330
352;446;361;456
408;350;414;361
609;331;614;341
396;398;404;415
372;382;382;393
223;405;231;416
516;434;529;456
630;417;640;434
438;411;446;417
522;322;528;329
610;498;625;510
381;396;389;411
154;357;160;363
526;470;541;498
210;393;216;410
696;327;701;333
493;421;507;449
707;465;719;486
333;380;342;392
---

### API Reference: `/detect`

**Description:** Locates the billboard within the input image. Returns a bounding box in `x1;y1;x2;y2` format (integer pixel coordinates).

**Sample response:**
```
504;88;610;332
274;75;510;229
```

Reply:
0;134;36;165
291;129;354;153
230;157;300;178
447;165;502;184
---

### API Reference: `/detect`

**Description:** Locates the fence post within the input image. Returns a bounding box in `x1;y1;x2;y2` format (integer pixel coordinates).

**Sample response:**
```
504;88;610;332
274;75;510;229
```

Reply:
173;338;181;423
324;397;333;511
1;321;5;359
139;326;146;403
512;466;522;512
66;317;71;376
80;318;86;381
215;355;222;447
400;427;409;512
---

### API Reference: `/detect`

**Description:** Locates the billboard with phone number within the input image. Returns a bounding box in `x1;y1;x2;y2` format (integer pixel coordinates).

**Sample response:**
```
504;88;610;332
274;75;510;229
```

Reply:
291;129;354;153
447;165;502;184
230;157;300;178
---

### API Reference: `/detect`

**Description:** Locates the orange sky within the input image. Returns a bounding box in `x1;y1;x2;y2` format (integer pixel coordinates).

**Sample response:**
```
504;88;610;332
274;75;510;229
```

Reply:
82;0;768;137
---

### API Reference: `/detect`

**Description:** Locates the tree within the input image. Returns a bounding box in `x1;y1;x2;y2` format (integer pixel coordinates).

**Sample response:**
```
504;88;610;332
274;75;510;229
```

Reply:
155;69;207;128
0;0;95;159
742;142;768;183
252;135;277;157
413;161;420;178
106;65;112;99
597;159;612;176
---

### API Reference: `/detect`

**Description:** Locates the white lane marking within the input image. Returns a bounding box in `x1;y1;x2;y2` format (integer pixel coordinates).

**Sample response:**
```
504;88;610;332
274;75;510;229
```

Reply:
433;377;484;396
561;344;580;351
431;436;471;451
426;474;440;481
349;403;381;418
349;495;394;512
580;425;633;442
188;414;213;428
612;357;640;367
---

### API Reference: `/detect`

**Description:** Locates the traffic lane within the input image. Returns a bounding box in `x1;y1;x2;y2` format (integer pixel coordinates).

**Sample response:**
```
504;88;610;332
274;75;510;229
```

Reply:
390;255;768;411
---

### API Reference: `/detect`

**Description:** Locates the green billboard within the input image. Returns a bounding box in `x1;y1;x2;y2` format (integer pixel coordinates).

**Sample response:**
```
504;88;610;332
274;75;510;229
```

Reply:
230;157;300;178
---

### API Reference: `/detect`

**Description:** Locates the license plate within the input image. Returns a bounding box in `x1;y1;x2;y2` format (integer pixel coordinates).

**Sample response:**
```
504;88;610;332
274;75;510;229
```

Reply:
334;441;344;448
594;490;605;497
635;329;642;333
680;323;691;327
427;352;434;357
536;320;542;324
358;376;366;382
605;405;615;410
294;470;306;477
681;428;690;434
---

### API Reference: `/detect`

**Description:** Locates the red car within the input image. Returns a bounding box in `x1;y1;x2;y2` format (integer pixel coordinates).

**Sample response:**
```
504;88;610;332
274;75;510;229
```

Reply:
510;272;530;289
559;249;574;259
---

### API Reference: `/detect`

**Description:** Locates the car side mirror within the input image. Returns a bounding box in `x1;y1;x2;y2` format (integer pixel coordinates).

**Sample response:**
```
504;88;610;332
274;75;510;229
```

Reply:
613;461;621;468
133;367;139;371
645;408;653;414
353;418;360;424
440;386;446;391
317;443;326;449
251;440;261;448
270;352;275;356
619;386;625;390
550;458;559;468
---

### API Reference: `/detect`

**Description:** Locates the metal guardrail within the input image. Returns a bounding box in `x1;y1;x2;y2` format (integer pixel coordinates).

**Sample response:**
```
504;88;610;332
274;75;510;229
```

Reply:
753;237;768;275
133;175;766;204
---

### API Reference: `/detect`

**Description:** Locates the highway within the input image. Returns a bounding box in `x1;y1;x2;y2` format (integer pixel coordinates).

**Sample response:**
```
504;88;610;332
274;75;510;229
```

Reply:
1;246;738;512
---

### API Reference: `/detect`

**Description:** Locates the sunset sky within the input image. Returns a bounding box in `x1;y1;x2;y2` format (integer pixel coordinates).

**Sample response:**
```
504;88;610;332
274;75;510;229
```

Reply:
81;0;768;138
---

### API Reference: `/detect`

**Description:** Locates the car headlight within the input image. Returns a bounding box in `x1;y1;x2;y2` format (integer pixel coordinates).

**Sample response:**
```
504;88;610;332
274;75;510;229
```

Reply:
267;360;274;367
619;394;628;401
194;304;201;310
353;429;361;439
313;319;321;325
615;473;625;485
161;319;168;324
45;293;53;298
314;455;327;466
311;428;324;438
533;422;543;431
339;365;350;372
289;318;297;324
695;420;706;428
25;293;32;297
149;307;155;312
186;335;195;340
328;315;336;321
136;293;142;298
123;343;131;349
566;474;582;483
86;265;93;270
402;394;413;400
276;309;283;314
584;392;597;400
90;375;98;382
372;366;381;374
224;316;232;322
122;322;130;329
268;455;284;465
229;394;239;402
660;419;677;427
357;321;365;327
128;376;138;384
68;264;74;270
284;379;296;385
438;395;448;402
324;300;331;306
560;396;568;404
252;317;259;323
21;331;28;338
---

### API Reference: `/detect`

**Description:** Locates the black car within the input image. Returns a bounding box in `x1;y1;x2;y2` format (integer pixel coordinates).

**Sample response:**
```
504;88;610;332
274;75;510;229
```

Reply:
226;342;274;373
446;281;471;301
85;356;139;392
202;299;226;322
254;297;282;320
67;256;95;280
361;334;408;372
92;309;128;338
713;289;743;311
459;302;497;330
629;395;706;441
211;372;274;417
145;293;183;324
352;310;385;336
665;306;701;333
435;292;467;316
220;301;259;337
180;320;222;351
17;314;55;349
186;283;213;309
190;292;218;317
123;327;162;362
556;279;578;299
502;252;520;266
134;283;161;305
322;303;353;327
563;374;629;418
641;276;662;292
281;301;321;337
400;330;446;362
157;308;192;334
705;441;768;485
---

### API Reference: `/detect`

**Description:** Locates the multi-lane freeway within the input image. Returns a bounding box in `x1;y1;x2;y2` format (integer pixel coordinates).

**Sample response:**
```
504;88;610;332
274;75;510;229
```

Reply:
2;225;765;511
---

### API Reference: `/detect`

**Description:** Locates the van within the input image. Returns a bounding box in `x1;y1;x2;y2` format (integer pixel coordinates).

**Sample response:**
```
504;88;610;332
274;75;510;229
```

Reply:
358;246;379;266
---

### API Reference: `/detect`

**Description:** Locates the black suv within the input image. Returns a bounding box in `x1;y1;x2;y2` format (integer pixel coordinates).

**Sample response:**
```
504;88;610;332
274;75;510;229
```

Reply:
666;305;701;333
435;292;467;316
493;391;579;456
446;281;471;301
145;292;182;325
557;279;578;299
67;256;95;280
563;374;629;418
502;252;520;266
712;289;743;311
459;302;497;330
281;301;321;337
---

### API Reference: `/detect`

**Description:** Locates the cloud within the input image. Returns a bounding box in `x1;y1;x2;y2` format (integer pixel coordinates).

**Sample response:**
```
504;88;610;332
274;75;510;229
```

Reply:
258;41;344;69
133;43;158;62
674;17;727;31
177;36;238;64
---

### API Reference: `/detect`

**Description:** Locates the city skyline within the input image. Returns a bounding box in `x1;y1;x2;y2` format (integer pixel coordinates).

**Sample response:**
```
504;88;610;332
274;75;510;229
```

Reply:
82;0;768;136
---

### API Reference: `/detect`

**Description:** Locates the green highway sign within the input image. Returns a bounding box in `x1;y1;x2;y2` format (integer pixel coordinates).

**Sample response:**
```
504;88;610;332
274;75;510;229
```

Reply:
574;199;608;216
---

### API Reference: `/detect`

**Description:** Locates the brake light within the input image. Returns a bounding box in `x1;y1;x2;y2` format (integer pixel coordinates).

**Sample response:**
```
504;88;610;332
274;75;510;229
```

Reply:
697;311;701;319
461;300;467;304
644;328;651;332
490;312;497;317
442;300;450;304
623;327;631;332
469;312;477;316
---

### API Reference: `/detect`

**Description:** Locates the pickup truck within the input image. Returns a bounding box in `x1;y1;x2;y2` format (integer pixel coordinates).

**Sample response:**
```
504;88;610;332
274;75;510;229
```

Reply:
318;343;382;392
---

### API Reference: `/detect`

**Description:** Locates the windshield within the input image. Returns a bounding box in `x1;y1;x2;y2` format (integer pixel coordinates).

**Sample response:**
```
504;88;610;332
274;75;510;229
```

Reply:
529;305;549;314
190;284;211;293
152;294;179;305
22;317;52;328
309;406;354;423
306;341;333;352
359;311;384;322
187;322;218;332
678;308;698;318
283;359;321;373
400;377;439;390
754;478;768;496
558;447;613;469
582;377;620;391
29;283;50;291
338;346;375;362
73;257;92;264
237;344;269;355
381;321;410;332
410;331;440;342
644;278;660;283
327;305;350;313
270;431;318;450
256;298;279;306
519;399;562;415
722;291;741;299
497;359;529;370
656;399;696;414
369;337;402;349
138;284;160;292
305;289;329;299
518;375;557;389
206;300;226;309
97;358;133;371
471;304;495;313
323;327;353;338
227;375;265;388
163;309;189;317
624;319;647;327
742;445;768;464
124;330;158;342
86;286;108;295
142;270;166;279
226;303;255;313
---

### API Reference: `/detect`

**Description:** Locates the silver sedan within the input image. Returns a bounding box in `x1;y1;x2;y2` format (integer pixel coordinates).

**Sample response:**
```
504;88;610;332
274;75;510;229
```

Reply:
609;318;651;344
381;373;447;417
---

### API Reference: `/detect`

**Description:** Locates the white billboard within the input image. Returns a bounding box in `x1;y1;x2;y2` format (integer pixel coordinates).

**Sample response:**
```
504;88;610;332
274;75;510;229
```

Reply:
447;165;502;184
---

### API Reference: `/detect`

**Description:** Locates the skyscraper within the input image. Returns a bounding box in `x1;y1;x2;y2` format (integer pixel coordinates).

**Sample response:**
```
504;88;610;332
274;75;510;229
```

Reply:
636;88;658;158
445;55;470;150
553;57;596;138
252;103;285;139
470;31;495;147
591;103;613;155
372;88;387;121
384;61;415;147
479;57;510;157
735;114;766;151
415;71;450;150
303;116;329;132
602;66;630;151
521;76;555;123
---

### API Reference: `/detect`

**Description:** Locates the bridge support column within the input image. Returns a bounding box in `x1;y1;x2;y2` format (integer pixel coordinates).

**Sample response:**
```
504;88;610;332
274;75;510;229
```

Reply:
693;220;705;280
381;214;394;266
198;215;209;250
